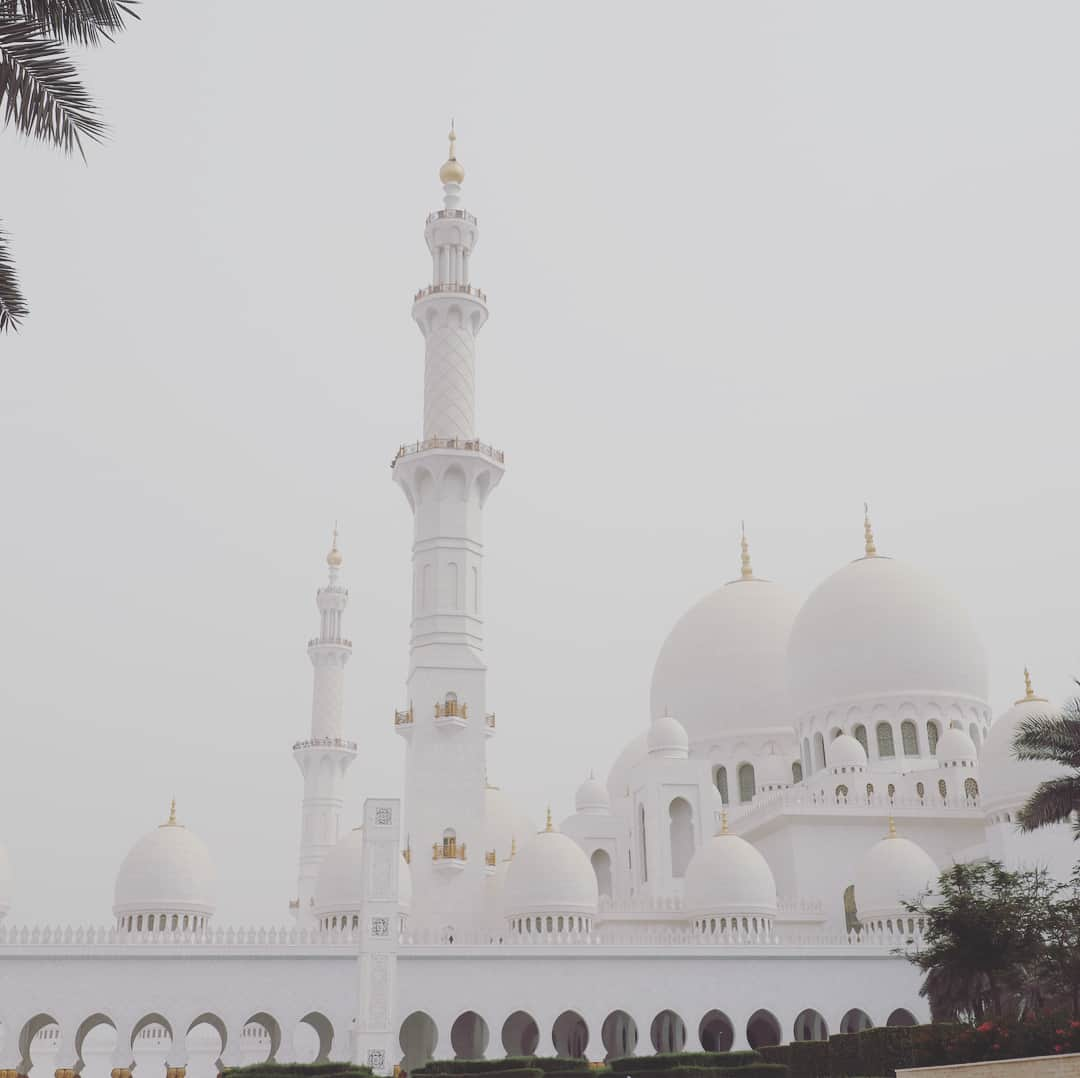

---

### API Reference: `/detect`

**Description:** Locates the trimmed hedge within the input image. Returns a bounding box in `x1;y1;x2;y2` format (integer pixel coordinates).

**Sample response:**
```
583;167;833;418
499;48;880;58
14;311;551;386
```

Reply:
607;1053;762;1072
416;1062;584;1076
419;1070;544;1078
223;1068;373;1078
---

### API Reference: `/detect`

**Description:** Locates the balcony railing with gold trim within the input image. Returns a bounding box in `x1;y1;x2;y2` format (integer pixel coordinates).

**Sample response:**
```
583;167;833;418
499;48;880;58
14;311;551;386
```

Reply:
292;737;358;752
434;700;468;720
308;636;352;648
394;707;414;726
485;850;497;867
432;838;467;861
485;713;495;729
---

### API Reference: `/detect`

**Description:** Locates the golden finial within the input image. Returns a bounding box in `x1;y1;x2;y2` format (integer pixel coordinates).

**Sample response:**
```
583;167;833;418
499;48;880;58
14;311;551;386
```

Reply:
887;816;897;838
545;806;554;832
1015;666;1046;705
402;840;411;865
510;836;517;859
166;798;177;826
740;521;753;580
439;119;465;185
863;502;877;558
327;522;343;568
720;809;729;835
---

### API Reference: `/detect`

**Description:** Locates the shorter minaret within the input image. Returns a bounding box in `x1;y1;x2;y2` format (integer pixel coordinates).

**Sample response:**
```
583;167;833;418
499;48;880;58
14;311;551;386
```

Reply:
291;529;358;924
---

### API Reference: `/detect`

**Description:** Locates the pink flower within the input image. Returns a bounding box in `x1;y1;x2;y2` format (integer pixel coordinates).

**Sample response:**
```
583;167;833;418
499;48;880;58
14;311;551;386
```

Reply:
977;1023;993;1033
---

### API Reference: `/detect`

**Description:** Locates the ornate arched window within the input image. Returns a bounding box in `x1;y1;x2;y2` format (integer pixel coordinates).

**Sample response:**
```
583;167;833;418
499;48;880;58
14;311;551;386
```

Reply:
853;724;869;755
916;781;925;799
964;777;979;801
968;723;980;751
866;783;874;800
938;778;948;801
901;720;918;756
792;761;803;784
876;722;896;758
813;732;826;771
669;797;694;878
835;784;849;801
927;721;940;755
715;765;729;804
738;763;756;803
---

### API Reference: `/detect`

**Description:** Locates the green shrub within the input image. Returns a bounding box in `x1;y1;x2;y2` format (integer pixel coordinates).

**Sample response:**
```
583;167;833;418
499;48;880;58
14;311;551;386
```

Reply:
418;1069;544;1078
754;1047;790;1069
417;1063;585;1077
785;1042;829;1078
223;1068;372;1078
606;1066;784;1078
607;1052;762;1072
825;1035;857;1078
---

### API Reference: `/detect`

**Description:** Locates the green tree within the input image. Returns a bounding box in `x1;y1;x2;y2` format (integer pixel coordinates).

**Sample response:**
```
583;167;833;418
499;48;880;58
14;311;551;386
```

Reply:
1040;866;1080;1017
902;861;1053;1022
0;0;137;331
1013;686;1080;837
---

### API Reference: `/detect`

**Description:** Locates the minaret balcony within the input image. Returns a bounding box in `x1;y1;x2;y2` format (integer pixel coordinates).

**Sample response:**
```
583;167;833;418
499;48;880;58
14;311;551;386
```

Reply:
432;839;467;873
484;712;496;738
307;636;352;649
391;437;504;470
393;707;414;739
434;699;468;729
413;283;487;304
292;736;358;754
426;209;477;226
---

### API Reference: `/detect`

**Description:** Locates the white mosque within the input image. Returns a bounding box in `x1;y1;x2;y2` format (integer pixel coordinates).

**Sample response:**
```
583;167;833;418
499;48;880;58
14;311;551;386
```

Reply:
0;131;1074;1078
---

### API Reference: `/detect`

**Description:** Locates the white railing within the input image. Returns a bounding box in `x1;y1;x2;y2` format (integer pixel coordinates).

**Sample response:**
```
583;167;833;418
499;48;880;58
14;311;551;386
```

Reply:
413;284;487;303
307;636;351;648
735;787;981;830
392;437;504;467
291;736;358;752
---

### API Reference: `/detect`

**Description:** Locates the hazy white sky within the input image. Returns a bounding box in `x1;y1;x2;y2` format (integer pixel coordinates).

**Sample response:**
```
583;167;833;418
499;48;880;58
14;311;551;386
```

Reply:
3;2;1078;925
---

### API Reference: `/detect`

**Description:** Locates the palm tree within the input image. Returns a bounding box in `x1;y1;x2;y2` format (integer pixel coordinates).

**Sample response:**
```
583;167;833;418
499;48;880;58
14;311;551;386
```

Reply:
1013;685;1080;837
0;0;137;331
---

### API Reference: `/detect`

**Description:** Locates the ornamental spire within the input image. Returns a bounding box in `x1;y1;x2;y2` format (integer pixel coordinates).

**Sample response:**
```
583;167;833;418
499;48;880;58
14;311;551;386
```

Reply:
740;521;753;580
544;806;554;833
165;798;177;827
863;502;877;558
327;522;343;569
1015;667;1047;705
720;809;729;835
887;816;897;838
439;119;465;187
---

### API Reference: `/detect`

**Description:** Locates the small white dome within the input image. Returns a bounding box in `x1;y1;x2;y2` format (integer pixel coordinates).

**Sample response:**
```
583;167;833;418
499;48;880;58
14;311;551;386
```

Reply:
828;734;868;770
937;726;978;764
484;786;537;863
314;827;364;915
853;823;939;921
756;747;791;789
607;733;648;800
651;577;802;745
647;714;689;758
502;826;599;918
981;685;1066;810
574;774;611;815
788;556;988;719
113;806;216;919
0;841;11;918
684;829;778;917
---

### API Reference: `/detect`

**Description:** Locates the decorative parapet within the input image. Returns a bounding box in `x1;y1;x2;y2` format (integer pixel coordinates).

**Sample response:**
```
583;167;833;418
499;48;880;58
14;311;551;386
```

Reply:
0;924;368;948
426;209;477;226
307;636;352;648
413;284;487;304
292;736;358;753
434;700;467;720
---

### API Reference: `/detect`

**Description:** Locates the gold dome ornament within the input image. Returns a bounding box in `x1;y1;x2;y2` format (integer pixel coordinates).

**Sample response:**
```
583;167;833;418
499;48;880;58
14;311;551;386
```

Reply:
439;122;465;185
327;524;343;568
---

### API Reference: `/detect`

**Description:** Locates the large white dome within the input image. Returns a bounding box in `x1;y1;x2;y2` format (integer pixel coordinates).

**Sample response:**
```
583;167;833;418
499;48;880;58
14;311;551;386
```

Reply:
853;823;939;921
113;805;216;919
981;681;1066;811
0;841;11;918
651;575;802;745
502;825;598;918
684;829;778;917
788;555;988;718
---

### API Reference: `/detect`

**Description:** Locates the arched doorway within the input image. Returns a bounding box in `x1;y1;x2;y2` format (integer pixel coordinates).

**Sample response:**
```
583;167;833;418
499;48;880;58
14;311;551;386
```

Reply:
75;1015;117;1078
552;1011;588;1059
242;1013;281;1064
746;1010;781;1049
298;1013;333;1064
669;798;694;878
131;1017;172;1078
793;1009;828;1041
399;1012;437;1074
18;1015;60;1076
501;1012;539;1057
840;1010;873;1034
591;849;613;899
451;1012;489;1060
698;1011;734;1052
186;1015;227;1078
600;1011;637;1060
650;1010;686;1053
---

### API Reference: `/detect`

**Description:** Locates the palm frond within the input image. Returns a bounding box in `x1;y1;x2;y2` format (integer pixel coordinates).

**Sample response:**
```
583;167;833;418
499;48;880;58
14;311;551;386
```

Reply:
3;0;139;48
1016;775;1080;835
1013;712;1080;768
0;19;105;154
0;224;29;332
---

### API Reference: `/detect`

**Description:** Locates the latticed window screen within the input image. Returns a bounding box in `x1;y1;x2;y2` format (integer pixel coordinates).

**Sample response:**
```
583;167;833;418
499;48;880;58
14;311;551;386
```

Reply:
876;723;896;757
901;721;918;756
792;761;803;784
964;777;979;800
938;779;948;800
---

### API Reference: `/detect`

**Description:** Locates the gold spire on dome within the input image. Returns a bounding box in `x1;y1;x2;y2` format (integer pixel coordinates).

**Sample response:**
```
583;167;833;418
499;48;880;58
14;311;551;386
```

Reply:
327;523;343;568
887;816;897;838
1015;666;1047;705
164;798;177;827
510;836;517;858
720;809;729;835
439;121;465;185
545;806;554;832
863;502;877;558
740;521;753;580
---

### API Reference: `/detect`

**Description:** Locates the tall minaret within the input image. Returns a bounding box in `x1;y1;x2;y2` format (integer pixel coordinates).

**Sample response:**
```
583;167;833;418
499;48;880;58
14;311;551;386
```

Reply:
391;127;504;933
291;529;358;924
